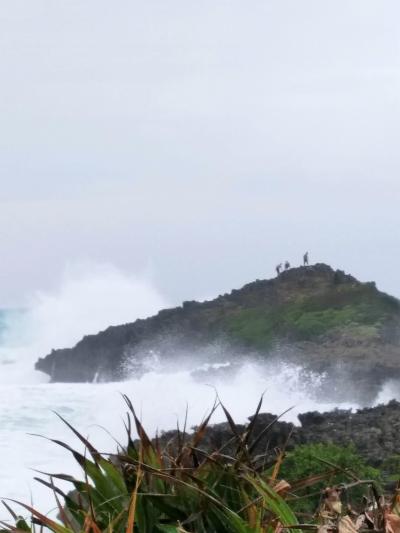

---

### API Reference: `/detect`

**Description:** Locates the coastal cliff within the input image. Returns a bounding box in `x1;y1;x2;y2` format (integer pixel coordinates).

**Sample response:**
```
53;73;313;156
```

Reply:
35;264;400;398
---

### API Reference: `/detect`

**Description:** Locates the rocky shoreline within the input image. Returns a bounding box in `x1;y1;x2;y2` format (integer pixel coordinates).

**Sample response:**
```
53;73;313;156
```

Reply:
35;264;400;405
159;400;400;469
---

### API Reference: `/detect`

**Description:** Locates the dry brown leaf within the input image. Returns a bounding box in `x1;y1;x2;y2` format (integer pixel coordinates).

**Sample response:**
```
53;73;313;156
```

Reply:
385;512;400;533
392;489;400;517
355;513;366;531
274;479;291;495
338;516;359;533
324;488;342;515
319;510;337;524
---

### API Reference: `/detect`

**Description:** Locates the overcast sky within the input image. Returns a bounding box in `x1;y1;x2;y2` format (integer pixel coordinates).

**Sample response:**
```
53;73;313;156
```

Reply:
0;1;399;306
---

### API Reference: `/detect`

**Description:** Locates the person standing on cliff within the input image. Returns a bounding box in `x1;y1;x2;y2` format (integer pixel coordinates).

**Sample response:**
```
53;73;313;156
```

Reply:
303;251;309;266
284;260;290;270
276;263;282;276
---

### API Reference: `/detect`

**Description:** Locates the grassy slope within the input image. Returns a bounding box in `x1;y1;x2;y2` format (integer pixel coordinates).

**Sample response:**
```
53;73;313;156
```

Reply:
223;283;400;350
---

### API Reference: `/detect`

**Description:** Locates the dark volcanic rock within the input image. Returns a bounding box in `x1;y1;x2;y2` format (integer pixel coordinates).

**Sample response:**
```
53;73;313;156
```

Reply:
161;400;400;468
295;400;400;466
35;264;400;394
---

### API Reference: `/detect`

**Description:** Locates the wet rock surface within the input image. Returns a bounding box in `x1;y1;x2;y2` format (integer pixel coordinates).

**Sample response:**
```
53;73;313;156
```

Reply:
160;400;400;468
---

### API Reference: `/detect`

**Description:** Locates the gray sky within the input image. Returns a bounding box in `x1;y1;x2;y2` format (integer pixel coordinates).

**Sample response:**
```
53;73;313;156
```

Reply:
0;1;399;306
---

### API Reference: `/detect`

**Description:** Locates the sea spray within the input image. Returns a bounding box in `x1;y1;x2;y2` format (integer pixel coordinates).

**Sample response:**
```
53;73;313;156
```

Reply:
0;263;383;518
0;264;168;515
0;263;167;384
0;360;356;518
375;379;400;405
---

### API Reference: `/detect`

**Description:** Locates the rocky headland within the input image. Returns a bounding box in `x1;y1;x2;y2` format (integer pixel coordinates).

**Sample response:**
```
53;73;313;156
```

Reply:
35;264;400;402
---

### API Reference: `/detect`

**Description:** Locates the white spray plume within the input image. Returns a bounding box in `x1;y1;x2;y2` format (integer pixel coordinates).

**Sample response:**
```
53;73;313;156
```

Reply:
0;262;168;384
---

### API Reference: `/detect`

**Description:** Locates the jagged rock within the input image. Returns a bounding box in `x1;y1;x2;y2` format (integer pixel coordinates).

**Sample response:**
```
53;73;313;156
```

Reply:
160;400;400;468
35;264;400;402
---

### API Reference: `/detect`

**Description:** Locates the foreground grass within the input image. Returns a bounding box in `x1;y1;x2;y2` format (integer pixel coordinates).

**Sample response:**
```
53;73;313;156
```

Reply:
1;397;399;533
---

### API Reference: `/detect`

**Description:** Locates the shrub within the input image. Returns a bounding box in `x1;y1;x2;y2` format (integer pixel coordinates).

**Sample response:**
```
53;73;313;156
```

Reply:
279;442;382;514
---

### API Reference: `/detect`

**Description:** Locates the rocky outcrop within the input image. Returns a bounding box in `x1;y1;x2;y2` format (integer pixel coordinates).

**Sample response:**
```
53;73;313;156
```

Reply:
295;401;400;467
161;400;400;468
35;264;400;394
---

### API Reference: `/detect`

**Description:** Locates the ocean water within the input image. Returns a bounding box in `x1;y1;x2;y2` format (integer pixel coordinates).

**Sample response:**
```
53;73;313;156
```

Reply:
0;359;357;518
0;264;394;519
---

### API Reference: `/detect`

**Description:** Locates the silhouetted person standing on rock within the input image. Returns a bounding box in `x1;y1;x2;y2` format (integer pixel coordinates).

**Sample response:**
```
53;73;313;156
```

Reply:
276;263;282;276
284;260;290;270
303;251;309;266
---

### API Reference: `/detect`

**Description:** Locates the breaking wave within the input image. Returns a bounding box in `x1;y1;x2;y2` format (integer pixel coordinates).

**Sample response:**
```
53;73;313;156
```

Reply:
0;263;392;516
0;263;167;384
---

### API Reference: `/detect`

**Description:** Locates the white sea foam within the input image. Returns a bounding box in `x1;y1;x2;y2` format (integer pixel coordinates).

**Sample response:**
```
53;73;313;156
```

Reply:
0;361;356;518
374;379;400;405
0;263;391;519
0;263;167;384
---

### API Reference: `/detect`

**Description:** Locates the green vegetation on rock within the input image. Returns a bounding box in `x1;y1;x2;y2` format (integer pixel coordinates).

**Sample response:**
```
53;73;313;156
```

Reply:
225;283;399;349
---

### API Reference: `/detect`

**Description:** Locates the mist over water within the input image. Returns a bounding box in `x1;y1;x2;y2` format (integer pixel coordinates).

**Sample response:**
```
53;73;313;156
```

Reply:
0;264;167;384
0;264;393;517
375;379;400;404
